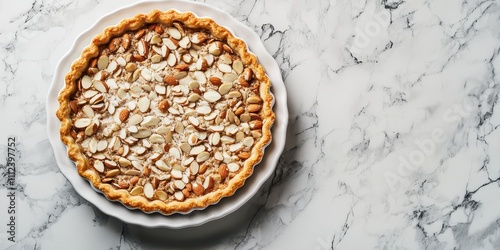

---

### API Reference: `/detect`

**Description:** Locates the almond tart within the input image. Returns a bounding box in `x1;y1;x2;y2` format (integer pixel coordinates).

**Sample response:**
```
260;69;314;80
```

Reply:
56;10;274;215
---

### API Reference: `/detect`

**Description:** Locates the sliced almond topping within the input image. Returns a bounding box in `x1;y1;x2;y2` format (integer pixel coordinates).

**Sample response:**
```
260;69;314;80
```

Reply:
188;116;200;126
105;169;120;178
187;94;200;103
93;160;104;172
144;183;154;199
228;163;240;172
204;91;221;103
196;58;208;71
188;133;198;146
203;176;214;190
169;147;181;159
218;63;232;73
137;96;150;113
156;190;168;201
174;180;185;190
174;191;185;201
83;90;99;99
82;105;94;118
167;53;177;66
149;134;165;143
128;114;143;125
196;151;210;162
81;75;92;89
218;82;233;95
168;27;182;40
97;140;108;151
141;116;160;126
132;128;152;139
171;169;183;179
190;32;207;44
97;55;109;70
233;60;244;74
75;118;91;129
141;68;152;81
208;42;222;55
229;143;243;152
179;36;191;48
189;145;205;155
130;186;143;196
247;96;262;104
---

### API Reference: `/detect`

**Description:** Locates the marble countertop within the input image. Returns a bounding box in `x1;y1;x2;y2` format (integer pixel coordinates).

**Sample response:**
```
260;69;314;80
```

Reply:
1;0;500;249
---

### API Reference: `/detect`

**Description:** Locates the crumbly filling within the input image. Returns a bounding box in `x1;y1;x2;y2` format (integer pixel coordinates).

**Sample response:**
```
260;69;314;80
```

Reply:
69;22;264;202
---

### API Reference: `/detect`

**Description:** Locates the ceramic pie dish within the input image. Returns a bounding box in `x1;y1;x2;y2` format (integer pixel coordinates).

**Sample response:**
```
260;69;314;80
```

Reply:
47;0;287;228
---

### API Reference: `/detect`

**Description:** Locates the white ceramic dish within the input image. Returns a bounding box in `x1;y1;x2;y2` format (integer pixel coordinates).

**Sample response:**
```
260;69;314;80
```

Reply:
46;0;288;228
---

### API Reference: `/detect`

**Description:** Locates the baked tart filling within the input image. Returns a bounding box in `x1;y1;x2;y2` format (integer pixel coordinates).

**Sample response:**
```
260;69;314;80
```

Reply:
56;10;274;214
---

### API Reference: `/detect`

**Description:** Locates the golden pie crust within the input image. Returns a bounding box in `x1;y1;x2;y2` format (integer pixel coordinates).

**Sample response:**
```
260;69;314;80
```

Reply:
56;9;274;214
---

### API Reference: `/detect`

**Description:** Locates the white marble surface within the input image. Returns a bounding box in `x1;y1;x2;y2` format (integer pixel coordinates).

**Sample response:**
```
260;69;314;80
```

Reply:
1;0;500;249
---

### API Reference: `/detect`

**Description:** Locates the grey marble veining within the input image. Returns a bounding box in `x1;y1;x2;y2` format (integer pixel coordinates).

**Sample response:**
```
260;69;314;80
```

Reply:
1;0;500;249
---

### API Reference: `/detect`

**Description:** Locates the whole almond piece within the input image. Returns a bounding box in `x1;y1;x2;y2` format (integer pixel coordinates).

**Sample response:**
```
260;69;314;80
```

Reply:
209;77;222;86
164;75;179;85
247;104;262;113
158;99;170;113
219;163;229;180
238;152;250;160
192;182;204;195
119;109;130;122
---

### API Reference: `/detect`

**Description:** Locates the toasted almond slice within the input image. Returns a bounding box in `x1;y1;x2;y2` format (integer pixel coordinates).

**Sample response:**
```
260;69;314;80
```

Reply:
93;160;104;173
233;60;244;74
174;180;185;190
156;190;168;201
83;90;99;99
155;85;166;95
132;128;152;139
189;145;205;155
188;133;198;146
97;55;109;70
208;42;222;55
128;114;143;125
171;169;183;179
107;60;117;73
204;91;221;103
138;96;150;113
74;118;91;129
82;105;94;118
203;176;214;190
218;63;232;73
141;116;161;126
144;183;154;199
196;151;210;162
149;134;165;143
229;143;243;152
174;191;185;201
169;147;181;159
179;36;191;48
128;125;138;133
188;116;200;126
130;186;143;196
81;75;92;89
168;27;182;40
141;68;152;81
97;140;108;152
228;163;240;172
218;82;232;95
